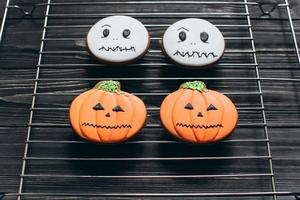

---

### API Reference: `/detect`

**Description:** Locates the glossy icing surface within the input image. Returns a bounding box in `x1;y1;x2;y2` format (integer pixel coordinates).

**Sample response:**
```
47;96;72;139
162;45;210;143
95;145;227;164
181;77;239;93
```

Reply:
162;18;225;68
87;16;149;63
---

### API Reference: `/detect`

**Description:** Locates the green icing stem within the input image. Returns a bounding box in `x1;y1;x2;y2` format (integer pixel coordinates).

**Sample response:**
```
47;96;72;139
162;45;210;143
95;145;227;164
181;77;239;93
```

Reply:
181;81;207;92
96;80;120;93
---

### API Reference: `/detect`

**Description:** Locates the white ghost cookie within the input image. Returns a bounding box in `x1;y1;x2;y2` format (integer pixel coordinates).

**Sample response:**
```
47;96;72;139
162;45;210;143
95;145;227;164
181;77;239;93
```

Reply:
162;18;225;68
87;16;150;64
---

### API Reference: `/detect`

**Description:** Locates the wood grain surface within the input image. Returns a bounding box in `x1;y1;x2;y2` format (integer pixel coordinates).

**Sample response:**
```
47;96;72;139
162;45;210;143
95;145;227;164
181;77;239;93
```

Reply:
0;0;300;199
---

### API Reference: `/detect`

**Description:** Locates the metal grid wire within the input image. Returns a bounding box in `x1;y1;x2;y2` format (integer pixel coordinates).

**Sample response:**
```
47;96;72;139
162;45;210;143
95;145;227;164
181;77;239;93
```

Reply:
1;0;300;199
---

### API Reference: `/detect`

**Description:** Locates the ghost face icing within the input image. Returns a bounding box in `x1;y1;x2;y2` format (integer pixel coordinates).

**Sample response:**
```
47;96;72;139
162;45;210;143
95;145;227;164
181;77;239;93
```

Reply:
162;18;225;68
87;16;149;63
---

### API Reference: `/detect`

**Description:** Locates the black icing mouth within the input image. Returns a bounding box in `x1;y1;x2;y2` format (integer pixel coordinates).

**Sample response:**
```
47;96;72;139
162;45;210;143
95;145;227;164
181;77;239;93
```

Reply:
176;123;223;129
82;122;131;129
173;50;218;58
99;46;136;52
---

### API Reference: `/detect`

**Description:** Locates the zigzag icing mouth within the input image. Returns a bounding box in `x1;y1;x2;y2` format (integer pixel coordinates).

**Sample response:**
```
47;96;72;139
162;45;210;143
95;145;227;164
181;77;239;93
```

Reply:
176;123;223;129
99;46;136;52
82;122;131;129
173;50;218;58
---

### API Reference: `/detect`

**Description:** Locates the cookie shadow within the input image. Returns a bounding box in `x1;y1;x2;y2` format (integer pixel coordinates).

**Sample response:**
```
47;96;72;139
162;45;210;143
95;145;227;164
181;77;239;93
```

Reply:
156;138;232;185
66;138;144;176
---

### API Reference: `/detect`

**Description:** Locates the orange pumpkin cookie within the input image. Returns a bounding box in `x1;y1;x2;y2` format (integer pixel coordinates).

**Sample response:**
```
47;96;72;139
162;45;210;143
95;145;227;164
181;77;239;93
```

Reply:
160;81;238;143
69;80;147;143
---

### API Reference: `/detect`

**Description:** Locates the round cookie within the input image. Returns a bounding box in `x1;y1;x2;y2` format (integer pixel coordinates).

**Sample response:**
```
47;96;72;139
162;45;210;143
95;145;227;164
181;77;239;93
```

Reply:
162;18;225;68
69;80;147;143
160;81;238;143
86;16;150;64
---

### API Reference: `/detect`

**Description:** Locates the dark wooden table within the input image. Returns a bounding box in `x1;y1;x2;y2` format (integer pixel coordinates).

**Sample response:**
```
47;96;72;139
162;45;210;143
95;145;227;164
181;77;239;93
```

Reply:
0;0;300;199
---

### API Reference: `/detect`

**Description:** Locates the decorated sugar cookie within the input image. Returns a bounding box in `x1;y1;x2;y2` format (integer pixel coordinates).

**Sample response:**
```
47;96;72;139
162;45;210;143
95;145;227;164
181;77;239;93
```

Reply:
69;81;147;143
86;16;150;64
162;18;225;68
160;81;238;143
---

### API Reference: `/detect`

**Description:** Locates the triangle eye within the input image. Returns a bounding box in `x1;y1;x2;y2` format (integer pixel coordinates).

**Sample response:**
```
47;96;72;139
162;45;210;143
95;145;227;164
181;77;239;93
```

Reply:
184;103;193;110
207;104;218;111
112;105;124;112
93;103;104;111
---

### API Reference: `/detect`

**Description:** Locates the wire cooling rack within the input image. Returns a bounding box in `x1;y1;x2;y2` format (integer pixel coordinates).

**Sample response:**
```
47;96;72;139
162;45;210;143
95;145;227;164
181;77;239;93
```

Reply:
1;0;300;199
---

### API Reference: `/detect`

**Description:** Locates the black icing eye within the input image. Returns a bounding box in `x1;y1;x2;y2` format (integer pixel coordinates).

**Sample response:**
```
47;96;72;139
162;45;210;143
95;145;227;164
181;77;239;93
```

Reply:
200;32;209;42
184;103;193;110
102;29;110;37
122;29;131;38
112;105;124;112
179;31;186;42
207;104;218;111
93;103;104;111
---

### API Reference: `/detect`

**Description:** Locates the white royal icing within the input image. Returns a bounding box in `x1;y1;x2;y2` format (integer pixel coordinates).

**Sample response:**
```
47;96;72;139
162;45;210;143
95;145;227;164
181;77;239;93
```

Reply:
87;16;149;63
162;18;225;68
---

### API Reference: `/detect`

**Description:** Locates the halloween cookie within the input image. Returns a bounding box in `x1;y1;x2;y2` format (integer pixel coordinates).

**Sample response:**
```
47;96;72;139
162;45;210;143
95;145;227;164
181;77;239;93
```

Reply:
160;81;238;143
86;16;150;64
69;80;147;143
161;18;225;68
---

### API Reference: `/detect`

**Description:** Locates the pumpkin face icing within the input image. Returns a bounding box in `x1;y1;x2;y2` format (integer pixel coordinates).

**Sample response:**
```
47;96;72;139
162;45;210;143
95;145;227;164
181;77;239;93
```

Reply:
162;18;225;68
69;81;147;143
160;81;238;143
86;16;150;64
